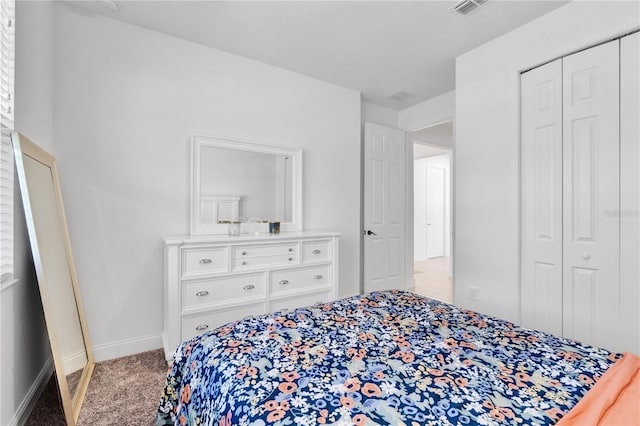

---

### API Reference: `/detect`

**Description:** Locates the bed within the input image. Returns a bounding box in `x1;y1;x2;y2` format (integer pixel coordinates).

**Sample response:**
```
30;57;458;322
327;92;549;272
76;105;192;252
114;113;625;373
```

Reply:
157;290;639;425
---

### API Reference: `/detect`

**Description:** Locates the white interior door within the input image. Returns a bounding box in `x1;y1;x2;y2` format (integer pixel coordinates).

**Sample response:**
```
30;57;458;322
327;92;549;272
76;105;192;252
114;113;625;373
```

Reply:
426;166;445;258
562;40;620;350
364;122;405;293
521;59;563;336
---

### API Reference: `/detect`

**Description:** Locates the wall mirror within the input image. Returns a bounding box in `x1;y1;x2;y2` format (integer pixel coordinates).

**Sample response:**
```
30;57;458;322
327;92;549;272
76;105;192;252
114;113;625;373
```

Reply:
191;135;303;235
11;132;94;425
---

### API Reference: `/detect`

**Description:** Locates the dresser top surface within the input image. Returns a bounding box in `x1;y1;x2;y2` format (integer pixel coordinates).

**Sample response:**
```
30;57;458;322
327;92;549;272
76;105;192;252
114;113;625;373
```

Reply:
165;231;341;245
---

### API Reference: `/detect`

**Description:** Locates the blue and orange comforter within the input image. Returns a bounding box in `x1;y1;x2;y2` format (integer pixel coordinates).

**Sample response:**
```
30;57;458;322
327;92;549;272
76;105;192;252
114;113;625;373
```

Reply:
157;290;621;425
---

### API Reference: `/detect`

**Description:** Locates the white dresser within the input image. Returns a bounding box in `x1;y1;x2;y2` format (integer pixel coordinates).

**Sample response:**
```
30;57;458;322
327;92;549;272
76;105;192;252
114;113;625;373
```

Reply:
162;231;340;360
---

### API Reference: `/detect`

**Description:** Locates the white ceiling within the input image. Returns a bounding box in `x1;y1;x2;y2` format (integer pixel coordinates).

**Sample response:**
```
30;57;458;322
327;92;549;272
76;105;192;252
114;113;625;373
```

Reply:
412;121;453;150
67;0;569;110
413;143;449;160
412;121;453;158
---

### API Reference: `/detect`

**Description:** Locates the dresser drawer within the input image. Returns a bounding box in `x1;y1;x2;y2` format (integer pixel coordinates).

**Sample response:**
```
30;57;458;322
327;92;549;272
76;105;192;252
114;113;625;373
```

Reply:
301;240;331;264
183;247;227;276
270;291;331;314
233;243;297;258
182;273;265;311
233;254;297;271
181;302;265;341
270;265;330;295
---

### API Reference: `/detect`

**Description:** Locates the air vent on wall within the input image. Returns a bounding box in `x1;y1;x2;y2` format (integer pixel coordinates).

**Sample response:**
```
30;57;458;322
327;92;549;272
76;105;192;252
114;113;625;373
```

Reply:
454;0;488;16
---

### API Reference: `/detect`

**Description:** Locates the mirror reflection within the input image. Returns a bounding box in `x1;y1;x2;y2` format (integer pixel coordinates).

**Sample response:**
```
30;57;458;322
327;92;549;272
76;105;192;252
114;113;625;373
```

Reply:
191;135;302;235
23;155;88;397
200;147;293;223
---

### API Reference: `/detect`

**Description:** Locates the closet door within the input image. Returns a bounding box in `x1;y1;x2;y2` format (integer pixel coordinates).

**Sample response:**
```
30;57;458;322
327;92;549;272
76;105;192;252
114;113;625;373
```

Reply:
620;32;639;355
520;60;563;336
562;40;620;350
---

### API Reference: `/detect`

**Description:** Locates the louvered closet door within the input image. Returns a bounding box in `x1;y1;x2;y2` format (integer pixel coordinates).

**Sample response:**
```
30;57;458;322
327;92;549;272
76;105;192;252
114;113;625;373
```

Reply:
562;40;620;350
520;59;563;336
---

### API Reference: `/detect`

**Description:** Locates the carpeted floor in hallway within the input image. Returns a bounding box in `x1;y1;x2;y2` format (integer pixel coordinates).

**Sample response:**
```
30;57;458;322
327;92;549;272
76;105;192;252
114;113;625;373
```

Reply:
26;349;168;426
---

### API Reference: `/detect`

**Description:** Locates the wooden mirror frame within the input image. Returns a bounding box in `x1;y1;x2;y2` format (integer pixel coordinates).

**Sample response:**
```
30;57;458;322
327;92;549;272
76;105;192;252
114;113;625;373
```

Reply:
11;132;94;425
190;134;303;235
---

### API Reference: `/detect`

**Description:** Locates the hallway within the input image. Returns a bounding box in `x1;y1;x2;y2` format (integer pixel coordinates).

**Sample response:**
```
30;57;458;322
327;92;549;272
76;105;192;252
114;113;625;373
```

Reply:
413;257;452;304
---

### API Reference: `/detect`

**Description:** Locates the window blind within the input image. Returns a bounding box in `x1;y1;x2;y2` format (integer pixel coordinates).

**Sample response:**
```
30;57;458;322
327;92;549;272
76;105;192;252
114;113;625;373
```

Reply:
0;0;15;282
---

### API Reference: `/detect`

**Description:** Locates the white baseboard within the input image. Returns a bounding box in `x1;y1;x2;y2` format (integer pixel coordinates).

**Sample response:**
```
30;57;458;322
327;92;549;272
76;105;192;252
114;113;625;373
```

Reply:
9;357;53;426
0;277;20;292
92;334;163;362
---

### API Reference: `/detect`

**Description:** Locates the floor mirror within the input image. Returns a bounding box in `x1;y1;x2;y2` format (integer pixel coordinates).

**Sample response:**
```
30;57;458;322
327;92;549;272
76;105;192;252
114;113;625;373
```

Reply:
11;132;95;425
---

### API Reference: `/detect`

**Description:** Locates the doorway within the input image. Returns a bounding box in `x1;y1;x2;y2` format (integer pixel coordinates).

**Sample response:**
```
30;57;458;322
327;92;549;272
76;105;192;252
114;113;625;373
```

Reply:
410;121;453;303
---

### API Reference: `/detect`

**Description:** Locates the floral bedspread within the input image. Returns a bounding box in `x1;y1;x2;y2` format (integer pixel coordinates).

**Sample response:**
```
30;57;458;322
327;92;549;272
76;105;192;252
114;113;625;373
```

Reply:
157;290;619;425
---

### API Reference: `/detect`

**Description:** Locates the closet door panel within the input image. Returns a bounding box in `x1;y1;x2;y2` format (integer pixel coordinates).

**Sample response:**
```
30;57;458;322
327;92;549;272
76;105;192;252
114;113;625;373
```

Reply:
562;40;620;350
565;267;598;345
620;32;639;355
521;59;563;336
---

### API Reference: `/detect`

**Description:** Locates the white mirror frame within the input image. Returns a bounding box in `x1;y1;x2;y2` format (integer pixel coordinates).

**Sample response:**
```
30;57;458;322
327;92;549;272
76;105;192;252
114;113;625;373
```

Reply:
190;134;303;235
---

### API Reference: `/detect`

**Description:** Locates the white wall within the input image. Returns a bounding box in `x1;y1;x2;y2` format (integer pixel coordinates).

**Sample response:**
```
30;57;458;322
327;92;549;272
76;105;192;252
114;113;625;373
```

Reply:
52;4;361;361
413;158;428;261
1;1;54;424
455;1;639;323
361;102;398;128
398;90;454;131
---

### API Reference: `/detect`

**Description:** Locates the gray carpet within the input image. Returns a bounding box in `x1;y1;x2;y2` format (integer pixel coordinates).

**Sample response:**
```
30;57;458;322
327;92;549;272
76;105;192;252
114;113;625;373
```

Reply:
26;349;168;425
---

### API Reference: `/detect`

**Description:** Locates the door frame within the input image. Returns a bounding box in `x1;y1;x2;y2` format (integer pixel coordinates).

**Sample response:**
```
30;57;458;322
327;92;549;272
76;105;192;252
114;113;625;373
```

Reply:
405;119;455;290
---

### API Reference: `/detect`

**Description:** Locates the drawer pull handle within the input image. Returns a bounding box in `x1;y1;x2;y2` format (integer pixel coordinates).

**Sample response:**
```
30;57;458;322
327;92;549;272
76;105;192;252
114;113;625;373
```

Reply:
288;257;293;261
312;249;321;255
242;251;247;256
199;258;213;264
242;261;247;266
195;324;209;331
243;284;255;291
288;248;293;252
279;280;289;285
314;275;323;280
195;290;209;297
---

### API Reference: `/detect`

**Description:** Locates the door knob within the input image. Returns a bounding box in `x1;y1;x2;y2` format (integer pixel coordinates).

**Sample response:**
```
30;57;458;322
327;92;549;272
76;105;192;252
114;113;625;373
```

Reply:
364;230;377;236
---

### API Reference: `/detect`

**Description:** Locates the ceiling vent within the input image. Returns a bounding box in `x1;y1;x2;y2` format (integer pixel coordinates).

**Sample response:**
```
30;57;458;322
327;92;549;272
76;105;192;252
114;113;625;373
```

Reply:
453;0;488;16
99;1;120;14
388;91;413;102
